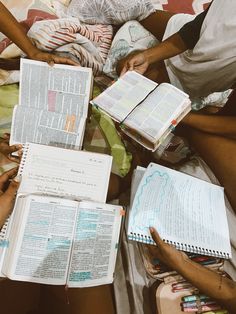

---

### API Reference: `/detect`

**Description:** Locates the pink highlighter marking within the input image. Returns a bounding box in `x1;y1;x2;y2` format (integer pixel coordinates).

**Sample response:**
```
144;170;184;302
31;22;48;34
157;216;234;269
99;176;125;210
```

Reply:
48;90;57;112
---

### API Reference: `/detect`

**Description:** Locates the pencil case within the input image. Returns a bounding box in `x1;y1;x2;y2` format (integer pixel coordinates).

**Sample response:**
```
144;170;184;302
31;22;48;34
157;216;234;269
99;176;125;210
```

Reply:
137;243;230;314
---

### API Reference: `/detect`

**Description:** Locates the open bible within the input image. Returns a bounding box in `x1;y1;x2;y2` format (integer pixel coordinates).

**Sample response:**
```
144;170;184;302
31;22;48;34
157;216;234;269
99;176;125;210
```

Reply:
0;143;122;286
1;194;122;287
91;71;191;151
10;59;93;150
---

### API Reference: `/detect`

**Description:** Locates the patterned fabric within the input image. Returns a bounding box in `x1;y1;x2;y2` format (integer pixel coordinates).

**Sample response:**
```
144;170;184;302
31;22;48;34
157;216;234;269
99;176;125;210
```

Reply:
67;0;156;25
103;20;158;79
28;18;113;75
0;10;57;54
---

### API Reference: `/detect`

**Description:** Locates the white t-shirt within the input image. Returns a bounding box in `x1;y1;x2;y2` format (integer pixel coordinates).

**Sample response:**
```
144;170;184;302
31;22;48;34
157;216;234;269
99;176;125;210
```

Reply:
164;0;236;98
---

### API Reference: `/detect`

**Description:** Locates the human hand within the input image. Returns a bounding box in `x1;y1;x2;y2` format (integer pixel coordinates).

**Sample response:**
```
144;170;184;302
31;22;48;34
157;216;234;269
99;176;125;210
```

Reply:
149;227;188;270
28;49;80;66
0;167;20;228
120;51;150;76
0;133;22;162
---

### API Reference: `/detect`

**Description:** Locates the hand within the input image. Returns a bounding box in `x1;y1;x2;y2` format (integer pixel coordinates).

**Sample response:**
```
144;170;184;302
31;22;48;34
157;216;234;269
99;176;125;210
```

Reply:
149;227;188;270
0;133;22;162
120;51;150;76
28;49;80;66
0;167;20;228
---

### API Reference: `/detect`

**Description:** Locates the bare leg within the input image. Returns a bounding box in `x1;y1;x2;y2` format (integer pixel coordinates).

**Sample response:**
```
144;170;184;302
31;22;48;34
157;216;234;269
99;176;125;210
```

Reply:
41;284;115;314
187;128;236;213
0;280;40;314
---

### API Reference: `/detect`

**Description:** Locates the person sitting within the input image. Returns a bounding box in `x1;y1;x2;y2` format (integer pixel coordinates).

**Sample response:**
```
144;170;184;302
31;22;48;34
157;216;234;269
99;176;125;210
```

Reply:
118;0;236;212
118;0;236;99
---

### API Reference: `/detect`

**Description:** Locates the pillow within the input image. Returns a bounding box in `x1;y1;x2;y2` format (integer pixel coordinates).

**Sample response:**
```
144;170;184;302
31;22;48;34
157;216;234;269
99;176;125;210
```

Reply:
67;0;155;25
103;20;158;79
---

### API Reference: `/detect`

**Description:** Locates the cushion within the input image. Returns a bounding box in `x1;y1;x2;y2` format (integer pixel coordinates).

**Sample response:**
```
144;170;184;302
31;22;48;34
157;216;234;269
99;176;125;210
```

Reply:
67;0;155;25
103;20;158;79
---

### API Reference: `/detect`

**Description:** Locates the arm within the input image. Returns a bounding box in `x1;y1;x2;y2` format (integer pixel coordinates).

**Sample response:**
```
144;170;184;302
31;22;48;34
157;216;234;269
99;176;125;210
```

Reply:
120;33;187;75
0;168;20;229
0;2;78;65
120;6;210;76
0;133;22;162
150;228;236;313
182;112;236;139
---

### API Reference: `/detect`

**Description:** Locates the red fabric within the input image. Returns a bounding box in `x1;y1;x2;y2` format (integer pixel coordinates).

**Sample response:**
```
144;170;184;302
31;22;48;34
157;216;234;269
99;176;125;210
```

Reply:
0;9;57;53
162;0;211;14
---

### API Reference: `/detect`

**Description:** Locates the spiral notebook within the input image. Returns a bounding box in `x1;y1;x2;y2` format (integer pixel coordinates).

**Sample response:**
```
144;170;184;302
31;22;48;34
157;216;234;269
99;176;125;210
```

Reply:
17;142;112;203
127;163;231;259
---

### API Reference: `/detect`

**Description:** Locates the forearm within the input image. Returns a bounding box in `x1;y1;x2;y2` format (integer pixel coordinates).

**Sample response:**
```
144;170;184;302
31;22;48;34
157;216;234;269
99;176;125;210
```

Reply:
175;256;236;312
0;2;38;58
182;113;236;139
143;33;187;65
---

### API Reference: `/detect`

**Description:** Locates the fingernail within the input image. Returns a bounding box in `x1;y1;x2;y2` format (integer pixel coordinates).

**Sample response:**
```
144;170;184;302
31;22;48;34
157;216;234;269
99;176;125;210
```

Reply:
149;227;154;233
13;175;22;183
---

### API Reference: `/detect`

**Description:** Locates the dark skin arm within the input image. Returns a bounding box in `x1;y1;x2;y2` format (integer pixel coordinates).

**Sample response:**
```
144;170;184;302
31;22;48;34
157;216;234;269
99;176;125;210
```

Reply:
120;33;187;76
182;112;236;140
0;167;20;229
0;2;79;66
150;227;236;313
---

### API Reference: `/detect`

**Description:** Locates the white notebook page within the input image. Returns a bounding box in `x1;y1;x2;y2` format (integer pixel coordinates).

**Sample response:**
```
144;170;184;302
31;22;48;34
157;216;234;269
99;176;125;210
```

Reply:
18;143;112;203
128;163;231;258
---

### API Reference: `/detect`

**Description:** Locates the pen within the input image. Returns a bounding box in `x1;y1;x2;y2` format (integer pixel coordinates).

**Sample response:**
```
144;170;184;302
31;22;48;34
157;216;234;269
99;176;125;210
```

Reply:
182;300;217;308
182;295;210;302
182;304;222;312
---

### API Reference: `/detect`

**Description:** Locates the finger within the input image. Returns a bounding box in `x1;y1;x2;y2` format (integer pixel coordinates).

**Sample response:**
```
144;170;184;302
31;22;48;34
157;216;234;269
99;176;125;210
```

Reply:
7;155;21;163
7;144;22;154
0;167;19;184
149;227;163;245
120;65;128;76
3;179;19;199
53;56;80;66
2;133;10;139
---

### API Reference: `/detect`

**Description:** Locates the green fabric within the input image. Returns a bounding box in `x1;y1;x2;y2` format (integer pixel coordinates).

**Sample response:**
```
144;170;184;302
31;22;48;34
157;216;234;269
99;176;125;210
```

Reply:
92;106;132;177
0;82;132;177
0;84;19;134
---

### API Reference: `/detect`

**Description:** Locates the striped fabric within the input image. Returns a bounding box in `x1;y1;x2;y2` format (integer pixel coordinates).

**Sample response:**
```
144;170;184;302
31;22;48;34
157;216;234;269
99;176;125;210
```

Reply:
28;18;113;75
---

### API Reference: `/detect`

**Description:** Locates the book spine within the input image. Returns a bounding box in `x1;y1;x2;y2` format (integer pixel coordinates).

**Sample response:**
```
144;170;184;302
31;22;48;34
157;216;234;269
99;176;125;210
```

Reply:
18;143;30;176
163;240;230;259
128;233;230;259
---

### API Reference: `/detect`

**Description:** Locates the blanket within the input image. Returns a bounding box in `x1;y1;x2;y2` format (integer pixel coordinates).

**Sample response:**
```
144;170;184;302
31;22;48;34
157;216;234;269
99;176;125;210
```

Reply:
28;18;113;76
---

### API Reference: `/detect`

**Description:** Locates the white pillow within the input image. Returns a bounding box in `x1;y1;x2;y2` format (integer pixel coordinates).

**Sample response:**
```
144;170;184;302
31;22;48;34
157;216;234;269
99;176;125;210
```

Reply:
67;0;155;25
103;21;158;78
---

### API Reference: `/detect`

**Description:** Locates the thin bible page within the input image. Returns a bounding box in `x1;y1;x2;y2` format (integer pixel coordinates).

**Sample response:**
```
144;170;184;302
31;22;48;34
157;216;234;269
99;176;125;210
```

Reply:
6;195;77;285
67;201;122;287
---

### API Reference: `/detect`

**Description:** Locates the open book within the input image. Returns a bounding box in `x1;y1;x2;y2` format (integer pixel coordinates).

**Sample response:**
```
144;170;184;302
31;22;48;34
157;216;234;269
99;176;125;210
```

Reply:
0;143;119;286
1;194;122;287
91;71;191;151
127;163;231;259
10;59;93;150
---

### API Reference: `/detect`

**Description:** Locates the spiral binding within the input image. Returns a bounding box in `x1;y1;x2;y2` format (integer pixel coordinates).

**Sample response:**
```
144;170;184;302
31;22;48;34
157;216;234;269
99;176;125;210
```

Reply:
18;143;30;175
128;232;230;258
